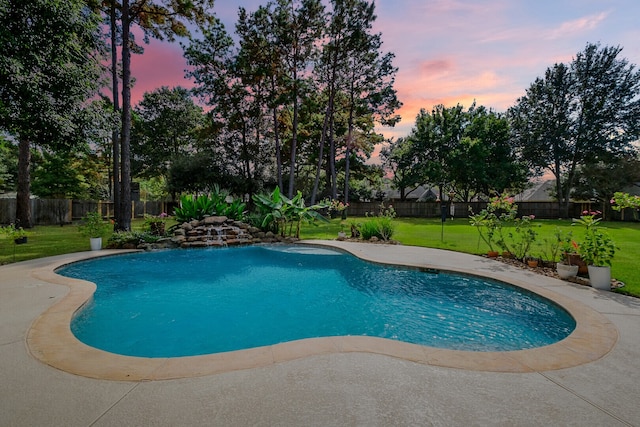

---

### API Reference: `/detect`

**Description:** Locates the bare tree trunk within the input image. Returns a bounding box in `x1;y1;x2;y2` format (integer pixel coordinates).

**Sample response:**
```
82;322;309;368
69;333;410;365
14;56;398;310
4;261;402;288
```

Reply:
15;138;32;228
110;1;121;229
287;77;299;199
270;76;283;193
119;0;132;231
311;100;332;204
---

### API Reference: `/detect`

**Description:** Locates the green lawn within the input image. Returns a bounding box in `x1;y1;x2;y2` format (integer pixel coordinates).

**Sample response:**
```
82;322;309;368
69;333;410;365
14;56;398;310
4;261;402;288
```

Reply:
0;219;147;264
2;217;638;297
300;217;640;297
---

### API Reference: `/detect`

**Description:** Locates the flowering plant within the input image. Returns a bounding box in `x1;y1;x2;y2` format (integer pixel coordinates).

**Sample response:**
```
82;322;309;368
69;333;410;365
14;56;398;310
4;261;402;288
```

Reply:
469;192;522;254
573;211;616;267
326;199;348;219
611;192;640;220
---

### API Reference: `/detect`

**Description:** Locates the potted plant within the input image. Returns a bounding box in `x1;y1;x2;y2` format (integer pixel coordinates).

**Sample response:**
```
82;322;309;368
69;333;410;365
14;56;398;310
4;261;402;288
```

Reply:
79;211;110;251
574;211;616;290
551;229;579;279
5;223;28;244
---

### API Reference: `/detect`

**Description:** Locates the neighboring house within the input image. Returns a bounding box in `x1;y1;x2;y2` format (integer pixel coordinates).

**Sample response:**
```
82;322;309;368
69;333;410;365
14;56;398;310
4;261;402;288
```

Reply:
514;180;556;202
383;185;454;202
620;182;640;197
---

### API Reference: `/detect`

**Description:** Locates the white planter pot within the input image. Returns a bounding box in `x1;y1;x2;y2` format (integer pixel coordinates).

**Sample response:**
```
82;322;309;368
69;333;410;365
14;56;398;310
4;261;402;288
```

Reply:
556;263;579;279
588;265;611;290
90;237;102;251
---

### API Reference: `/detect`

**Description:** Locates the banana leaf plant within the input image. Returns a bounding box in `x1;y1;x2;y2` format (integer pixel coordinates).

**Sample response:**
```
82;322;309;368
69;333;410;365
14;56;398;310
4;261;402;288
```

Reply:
253;188;329;238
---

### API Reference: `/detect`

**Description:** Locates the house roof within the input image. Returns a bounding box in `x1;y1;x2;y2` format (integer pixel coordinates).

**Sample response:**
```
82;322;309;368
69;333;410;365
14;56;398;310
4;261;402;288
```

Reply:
514;180;555;202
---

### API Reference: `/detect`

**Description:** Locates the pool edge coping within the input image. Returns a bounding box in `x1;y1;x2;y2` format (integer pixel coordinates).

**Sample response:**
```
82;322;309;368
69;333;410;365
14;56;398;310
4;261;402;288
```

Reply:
26;244;618;381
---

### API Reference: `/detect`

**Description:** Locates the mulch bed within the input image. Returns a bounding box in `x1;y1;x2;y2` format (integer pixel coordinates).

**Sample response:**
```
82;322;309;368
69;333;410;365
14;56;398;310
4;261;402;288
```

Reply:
491;255;625;290
334;236;625;290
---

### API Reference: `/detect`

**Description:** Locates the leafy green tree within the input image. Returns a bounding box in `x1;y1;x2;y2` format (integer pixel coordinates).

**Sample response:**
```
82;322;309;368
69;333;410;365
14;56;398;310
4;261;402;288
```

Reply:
131;86;204;187
166;153;230;195
0;0;105;227
380;137;423;201
184;16;271;200
0;137;18;193
339;2;401;205
31;151;91;199
234;5;288;193
509;43;640;217
451;106;527;200
410;104;467;200
270;0;325;198
572;153;640;209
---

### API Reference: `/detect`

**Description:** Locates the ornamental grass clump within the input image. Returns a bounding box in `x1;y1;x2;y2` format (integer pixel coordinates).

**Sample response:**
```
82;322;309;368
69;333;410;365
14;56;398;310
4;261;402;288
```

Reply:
358;203;396;241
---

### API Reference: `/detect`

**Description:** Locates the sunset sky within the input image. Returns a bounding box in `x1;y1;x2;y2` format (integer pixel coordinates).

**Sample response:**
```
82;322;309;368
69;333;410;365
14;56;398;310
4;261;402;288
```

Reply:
128;0;640;141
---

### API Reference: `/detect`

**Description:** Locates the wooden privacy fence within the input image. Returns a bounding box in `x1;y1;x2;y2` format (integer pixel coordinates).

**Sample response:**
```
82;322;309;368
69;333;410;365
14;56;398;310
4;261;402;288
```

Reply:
0;198;632;226
0;199;178;226
344;201;607;220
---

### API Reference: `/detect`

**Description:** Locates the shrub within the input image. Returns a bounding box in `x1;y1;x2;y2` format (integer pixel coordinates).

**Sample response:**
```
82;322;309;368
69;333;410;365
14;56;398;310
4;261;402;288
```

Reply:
107;231;160;248
358;203;396;241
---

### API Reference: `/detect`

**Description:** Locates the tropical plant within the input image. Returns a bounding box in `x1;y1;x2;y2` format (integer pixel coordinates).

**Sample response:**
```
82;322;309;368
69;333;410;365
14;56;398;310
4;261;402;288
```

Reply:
252;187;329;238
174;194;214;223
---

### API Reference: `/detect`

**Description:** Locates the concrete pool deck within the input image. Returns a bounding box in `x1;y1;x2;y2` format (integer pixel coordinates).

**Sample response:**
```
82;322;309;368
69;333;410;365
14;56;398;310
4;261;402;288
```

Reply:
1;241;640;426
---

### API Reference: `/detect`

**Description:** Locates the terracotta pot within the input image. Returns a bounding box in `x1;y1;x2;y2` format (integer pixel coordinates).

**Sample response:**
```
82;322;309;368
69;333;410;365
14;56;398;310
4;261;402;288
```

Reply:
487;251;499;258
502;251;513;258
527;260;539;268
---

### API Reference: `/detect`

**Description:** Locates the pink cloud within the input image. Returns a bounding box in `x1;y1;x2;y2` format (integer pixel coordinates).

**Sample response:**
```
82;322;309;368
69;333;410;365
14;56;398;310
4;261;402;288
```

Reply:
129;36;193;105
419;59;455;76
545;12;609;40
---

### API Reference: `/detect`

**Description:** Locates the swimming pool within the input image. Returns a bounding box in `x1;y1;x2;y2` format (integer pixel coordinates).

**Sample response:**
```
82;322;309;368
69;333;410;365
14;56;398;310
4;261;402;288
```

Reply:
60;245;576;357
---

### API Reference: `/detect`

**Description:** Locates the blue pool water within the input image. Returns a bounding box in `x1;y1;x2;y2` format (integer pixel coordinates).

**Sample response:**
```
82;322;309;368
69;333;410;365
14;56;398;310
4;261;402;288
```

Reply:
60;245;576;357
